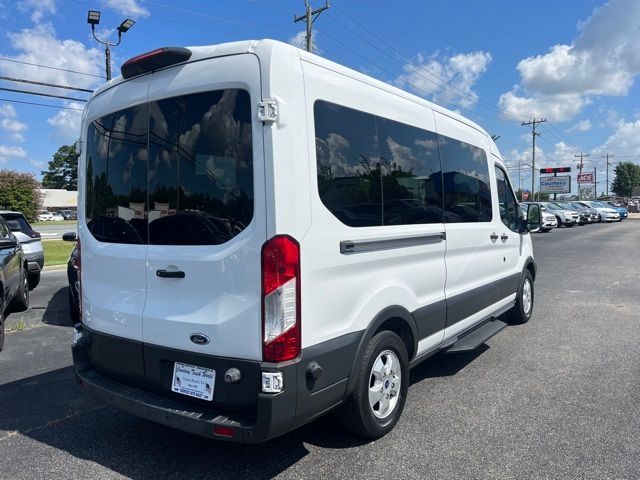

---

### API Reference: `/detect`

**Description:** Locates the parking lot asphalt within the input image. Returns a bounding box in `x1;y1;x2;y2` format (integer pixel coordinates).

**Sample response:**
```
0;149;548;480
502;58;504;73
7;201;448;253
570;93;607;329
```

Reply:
1;221;639;479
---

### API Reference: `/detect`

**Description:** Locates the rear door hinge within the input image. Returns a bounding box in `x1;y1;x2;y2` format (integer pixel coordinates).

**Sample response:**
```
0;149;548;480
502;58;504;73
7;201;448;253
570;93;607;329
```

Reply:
257;98;278;123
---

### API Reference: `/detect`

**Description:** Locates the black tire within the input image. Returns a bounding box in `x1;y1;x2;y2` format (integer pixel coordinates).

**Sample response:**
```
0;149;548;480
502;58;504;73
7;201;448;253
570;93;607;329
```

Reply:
505;270;534;325
27;271;40;290
10;269;29;312
337;331;409;439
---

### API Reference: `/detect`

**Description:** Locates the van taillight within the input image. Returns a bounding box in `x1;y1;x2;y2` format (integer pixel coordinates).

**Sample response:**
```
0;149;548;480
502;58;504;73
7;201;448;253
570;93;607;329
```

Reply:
261;235;300;362
77;238;82;320
121;47;192;79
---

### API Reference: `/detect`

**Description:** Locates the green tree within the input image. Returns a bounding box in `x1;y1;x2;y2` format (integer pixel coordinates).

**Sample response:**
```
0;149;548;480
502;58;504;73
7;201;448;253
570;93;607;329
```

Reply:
610;162;640;197
0;170;41;222
41;144;78;190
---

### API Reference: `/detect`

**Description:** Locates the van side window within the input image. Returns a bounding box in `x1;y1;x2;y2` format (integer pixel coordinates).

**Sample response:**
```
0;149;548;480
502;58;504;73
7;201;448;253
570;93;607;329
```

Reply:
314;100;444;227
378;118;443;225
494;165;519;231
85;104;149;244
315;101;381;227
438;135;492;222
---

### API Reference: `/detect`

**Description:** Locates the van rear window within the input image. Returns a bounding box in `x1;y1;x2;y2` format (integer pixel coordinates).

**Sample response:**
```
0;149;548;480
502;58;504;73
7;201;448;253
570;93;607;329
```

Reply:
85;89;254;245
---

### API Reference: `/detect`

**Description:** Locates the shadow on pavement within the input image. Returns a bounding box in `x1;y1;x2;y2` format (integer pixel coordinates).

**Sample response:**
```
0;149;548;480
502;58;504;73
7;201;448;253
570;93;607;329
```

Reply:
0;345;494;479
41;287;74;327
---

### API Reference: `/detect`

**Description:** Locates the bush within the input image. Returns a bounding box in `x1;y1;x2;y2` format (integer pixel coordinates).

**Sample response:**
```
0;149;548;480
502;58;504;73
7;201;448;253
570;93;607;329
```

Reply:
0;170;41;222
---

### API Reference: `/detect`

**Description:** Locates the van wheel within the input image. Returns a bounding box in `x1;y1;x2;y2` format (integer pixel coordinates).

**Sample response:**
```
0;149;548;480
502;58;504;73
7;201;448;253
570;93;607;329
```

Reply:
337;331;409;439
10;269;29;312
505;270;534;325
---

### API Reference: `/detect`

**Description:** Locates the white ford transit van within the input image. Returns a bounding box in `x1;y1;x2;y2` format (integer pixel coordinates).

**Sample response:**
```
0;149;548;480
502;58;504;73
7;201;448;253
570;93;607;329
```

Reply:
71;40;541;443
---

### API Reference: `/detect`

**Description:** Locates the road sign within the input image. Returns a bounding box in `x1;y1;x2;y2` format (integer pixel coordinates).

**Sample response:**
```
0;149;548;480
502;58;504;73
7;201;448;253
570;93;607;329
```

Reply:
577;173;594;184
540;167;571;174
540;175;571;194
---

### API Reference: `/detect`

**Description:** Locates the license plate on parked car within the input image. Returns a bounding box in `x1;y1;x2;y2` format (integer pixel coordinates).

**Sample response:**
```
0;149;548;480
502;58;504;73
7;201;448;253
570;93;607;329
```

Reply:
171;362;216;401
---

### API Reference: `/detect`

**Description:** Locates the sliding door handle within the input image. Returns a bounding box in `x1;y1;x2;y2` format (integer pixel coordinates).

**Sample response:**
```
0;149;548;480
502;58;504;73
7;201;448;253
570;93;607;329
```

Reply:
156;269;185;279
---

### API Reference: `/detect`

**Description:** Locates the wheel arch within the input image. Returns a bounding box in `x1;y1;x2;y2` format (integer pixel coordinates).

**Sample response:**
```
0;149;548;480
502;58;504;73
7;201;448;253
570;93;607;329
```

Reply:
344;305;418;399
524;256;536;281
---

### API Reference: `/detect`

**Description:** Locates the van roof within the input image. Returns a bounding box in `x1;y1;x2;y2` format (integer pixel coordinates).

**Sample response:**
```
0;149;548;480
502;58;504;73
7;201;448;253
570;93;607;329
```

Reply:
92;39;492;142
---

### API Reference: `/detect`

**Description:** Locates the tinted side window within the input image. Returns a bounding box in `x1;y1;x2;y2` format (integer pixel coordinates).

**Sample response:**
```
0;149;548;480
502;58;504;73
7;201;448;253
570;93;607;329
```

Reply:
85;104;149;244
315;101;381;227
378;118;443;225
148;89;253;245
314;100;444;227
495;166;519;231
438;135;492;222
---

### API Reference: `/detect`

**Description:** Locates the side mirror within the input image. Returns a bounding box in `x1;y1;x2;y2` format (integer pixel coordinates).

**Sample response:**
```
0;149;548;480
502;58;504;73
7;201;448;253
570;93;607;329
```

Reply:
63;232;77;242
525;204;542;233
0;237;18;249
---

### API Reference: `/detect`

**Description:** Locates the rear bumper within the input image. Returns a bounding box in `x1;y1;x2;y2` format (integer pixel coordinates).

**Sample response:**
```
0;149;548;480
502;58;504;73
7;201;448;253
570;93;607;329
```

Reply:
72;326;361;443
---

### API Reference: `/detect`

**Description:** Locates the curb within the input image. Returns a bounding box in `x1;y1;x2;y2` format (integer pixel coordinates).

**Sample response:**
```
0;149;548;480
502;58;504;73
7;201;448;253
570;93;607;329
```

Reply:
42;265;68;273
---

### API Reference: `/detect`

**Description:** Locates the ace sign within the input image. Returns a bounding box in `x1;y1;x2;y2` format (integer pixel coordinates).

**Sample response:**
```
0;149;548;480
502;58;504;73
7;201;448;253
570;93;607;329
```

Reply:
577;173;594;184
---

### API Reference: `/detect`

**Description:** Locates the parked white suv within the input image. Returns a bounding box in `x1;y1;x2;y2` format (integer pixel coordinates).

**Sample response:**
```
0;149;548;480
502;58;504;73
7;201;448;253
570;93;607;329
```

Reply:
71;40;540;443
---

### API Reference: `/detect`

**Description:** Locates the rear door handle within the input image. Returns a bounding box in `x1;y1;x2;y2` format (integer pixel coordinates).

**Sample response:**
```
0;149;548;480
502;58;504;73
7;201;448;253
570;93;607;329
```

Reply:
490;233;499;241
501;234;509;241
156;269;185;279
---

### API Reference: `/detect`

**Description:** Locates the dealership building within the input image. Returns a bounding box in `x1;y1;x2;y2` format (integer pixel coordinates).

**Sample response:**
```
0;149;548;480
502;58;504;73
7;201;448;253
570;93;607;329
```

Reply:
40;189;77;211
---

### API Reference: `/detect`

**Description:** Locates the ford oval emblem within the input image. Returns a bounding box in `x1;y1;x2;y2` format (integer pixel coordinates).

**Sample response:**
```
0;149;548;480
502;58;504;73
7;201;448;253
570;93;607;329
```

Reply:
190;334;210;345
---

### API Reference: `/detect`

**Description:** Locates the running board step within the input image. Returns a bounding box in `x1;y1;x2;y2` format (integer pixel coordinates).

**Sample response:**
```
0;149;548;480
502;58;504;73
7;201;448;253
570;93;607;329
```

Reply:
445;319;508;353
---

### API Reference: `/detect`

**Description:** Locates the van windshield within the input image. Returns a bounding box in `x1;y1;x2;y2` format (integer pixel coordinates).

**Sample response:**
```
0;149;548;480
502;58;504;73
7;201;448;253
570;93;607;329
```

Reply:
85;89;254;245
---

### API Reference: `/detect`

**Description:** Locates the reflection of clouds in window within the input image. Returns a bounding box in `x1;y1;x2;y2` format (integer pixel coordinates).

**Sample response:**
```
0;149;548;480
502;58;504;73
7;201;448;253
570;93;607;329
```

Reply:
414;138;437;153
459;140;485;162
316;132;357;177
385;136;422;173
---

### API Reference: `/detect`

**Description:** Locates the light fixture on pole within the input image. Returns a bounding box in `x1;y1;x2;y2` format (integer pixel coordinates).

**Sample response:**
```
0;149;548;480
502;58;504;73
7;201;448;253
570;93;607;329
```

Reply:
87;10;136;81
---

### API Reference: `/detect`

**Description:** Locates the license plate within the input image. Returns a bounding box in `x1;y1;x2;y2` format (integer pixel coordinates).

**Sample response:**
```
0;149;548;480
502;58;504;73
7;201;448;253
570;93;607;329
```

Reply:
171;362;216;401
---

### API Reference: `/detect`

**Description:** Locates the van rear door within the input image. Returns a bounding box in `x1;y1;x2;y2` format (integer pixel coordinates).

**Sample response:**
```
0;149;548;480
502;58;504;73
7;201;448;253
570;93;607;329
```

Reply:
142;54;265;361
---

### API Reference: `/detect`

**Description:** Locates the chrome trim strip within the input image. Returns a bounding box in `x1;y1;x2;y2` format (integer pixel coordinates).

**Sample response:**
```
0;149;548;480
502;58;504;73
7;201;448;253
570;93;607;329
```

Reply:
340;232;446;254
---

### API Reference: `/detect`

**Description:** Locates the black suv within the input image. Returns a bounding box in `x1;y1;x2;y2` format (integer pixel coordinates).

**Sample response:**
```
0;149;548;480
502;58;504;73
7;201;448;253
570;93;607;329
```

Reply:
0;216;30;350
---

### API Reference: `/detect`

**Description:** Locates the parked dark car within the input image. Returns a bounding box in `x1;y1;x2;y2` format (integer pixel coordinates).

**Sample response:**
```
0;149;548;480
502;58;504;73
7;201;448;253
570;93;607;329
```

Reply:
60;210;78;220
0;215;30;350
63;232;80;323
0;211;43;289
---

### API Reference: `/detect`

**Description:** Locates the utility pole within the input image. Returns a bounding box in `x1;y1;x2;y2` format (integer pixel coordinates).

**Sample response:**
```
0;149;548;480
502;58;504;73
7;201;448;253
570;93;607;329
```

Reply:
521;118;546;201
602;153;614;197
294;1;329;53
573;152;590;176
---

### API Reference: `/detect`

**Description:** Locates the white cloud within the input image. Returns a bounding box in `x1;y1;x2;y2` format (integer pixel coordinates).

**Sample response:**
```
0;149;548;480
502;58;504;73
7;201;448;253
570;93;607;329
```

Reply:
599;118;640;158
0;118;28;142
18;0;56;22
0;145;27;163
1;24;102;93
395;51;492;109
499;0;640;122
566;119;592;133
29;159;45;169
287;30;321;54
0;104;17;118
103;0;150;18
47;102;84;142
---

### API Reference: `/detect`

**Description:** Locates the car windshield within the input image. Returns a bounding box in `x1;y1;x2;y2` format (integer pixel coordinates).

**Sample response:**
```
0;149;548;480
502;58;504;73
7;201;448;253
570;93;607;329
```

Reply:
544;203;561;210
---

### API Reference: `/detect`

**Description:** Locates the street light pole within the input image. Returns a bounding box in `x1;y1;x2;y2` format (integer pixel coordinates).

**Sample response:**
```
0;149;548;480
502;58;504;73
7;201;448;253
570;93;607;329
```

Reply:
87;11;135;81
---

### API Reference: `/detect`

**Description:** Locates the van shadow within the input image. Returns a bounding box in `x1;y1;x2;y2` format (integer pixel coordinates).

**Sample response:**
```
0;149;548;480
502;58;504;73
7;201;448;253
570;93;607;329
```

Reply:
41;287;74;327
2;347;489;478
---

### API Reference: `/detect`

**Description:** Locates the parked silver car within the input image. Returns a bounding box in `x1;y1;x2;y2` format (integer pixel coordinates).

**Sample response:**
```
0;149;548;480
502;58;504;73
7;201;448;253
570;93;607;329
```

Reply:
540;202;579;227
0;211;43;289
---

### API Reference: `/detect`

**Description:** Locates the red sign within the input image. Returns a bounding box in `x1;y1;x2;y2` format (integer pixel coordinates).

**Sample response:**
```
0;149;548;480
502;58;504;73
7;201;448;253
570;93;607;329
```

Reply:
577;173;594;184
540;167;571;173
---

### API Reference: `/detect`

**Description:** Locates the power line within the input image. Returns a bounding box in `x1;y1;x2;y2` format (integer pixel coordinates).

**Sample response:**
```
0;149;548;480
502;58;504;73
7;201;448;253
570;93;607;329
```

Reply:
326;3;530;121
0;56;104;79
0;87;88;103
0;76;94;93
574;152;590;175
0;98;84;111
521;118;546;200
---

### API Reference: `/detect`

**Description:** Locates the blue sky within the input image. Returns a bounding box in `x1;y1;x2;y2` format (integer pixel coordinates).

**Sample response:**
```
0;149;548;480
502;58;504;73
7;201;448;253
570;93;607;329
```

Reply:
0;0;639;195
